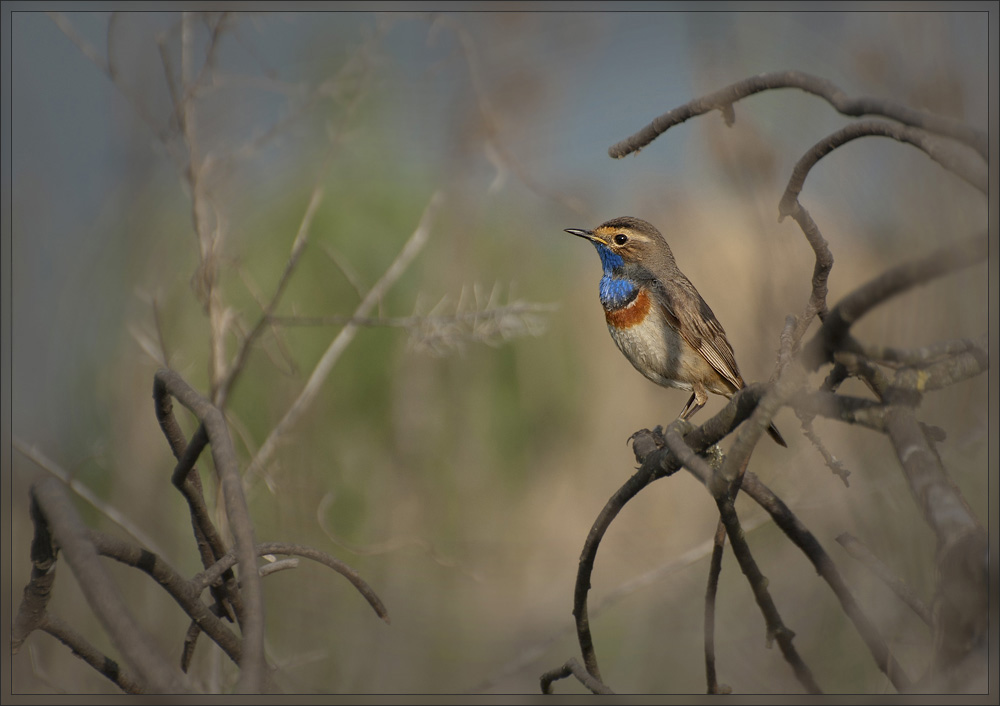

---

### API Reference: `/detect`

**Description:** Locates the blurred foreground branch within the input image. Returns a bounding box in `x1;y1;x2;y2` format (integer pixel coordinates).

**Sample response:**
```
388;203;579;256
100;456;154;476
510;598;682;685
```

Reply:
12;369;390;694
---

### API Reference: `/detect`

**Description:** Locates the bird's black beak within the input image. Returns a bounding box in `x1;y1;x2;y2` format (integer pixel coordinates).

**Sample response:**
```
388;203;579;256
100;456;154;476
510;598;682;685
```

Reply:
564;228;595;241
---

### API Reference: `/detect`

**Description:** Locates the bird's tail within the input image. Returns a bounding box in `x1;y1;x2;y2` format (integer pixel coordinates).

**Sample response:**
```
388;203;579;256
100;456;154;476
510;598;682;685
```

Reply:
767;422;787;448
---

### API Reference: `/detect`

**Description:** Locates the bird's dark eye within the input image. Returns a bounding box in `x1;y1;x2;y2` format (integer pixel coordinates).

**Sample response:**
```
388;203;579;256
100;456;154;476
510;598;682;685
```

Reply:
613;233;628;245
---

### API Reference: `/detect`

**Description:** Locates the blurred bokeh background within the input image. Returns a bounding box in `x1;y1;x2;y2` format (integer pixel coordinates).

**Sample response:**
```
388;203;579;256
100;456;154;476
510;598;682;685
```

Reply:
5;8;992;694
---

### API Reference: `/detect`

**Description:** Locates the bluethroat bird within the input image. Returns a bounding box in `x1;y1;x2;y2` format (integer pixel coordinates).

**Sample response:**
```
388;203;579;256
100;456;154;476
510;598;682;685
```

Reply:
566;216;787;447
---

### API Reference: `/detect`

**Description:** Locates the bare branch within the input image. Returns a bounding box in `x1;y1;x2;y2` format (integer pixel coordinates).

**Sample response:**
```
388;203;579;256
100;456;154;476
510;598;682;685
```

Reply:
429;14;593;218
258;557;299;577
886;408;982;548
662;426;821;693
30;479;191;693
704;520;730;695
85;529;242;667
739;471;913;692
796;416;853;485
13;438;171;561
192;541;390;624
482;514;763;695
214;183;326;409
12;492;58;654
39;614;145;694
891;340;990;392
803;232;987;371
608;70;986;160
780;122;986;216
153;378;242;627
570;454;659;683
859;334;987;369
836;533;933;627
244;190;444;487
632;423;914;692
540;658;614;695
153;369;266;692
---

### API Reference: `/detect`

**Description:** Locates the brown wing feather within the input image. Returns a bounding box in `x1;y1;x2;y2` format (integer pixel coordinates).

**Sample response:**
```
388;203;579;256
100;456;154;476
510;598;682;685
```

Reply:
658;279;745;392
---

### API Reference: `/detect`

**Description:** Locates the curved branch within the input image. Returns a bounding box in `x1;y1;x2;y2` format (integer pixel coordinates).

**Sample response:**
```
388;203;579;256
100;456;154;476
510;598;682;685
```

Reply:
780;122;986;218
85;530;243;666
153;382;242;625
635;383;776;481
540;658;614;695
193;542;390;625
778;124;986;365
30;479;191;693
608;70;986;160
153;368;265;691
571;461;659;682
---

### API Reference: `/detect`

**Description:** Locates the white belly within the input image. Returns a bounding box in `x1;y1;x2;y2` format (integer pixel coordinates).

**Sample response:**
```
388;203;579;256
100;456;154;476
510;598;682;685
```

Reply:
606;311;694;392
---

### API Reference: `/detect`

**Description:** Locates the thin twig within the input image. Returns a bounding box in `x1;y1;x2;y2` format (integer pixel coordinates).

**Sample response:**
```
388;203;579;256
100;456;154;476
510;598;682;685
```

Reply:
214;182;327;409
48;12;178;156
704;519;729;694
836;533;933;627
13;438;171;562
192;541;390;624
429;14;593;219
243;190;444;487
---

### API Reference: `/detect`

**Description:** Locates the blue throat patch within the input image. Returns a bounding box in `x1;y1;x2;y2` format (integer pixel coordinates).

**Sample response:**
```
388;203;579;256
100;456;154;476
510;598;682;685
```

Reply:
593;242;637;310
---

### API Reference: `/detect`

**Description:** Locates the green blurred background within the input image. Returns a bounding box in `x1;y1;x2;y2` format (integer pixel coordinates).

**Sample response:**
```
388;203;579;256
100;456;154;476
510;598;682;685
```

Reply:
6;8;992;694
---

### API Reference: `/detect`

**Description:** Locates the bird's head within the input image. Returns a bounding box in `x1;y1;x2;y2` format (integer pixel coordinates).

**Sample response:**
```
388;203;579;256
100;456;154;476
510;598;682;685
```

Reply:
565;216;674;277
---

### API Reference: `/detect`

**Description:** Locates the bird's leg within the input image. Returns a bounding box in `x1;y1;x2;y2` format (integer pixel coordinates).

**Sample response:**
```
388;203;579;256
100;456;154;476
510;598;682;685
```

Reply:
679;388;707;420
679;393;697;418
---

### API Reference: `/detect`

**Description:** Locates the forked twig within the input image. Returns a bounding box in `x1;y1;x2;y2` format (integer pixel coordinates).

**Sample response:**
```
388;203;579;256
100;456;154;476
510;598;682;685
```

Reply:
243;190;444;487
